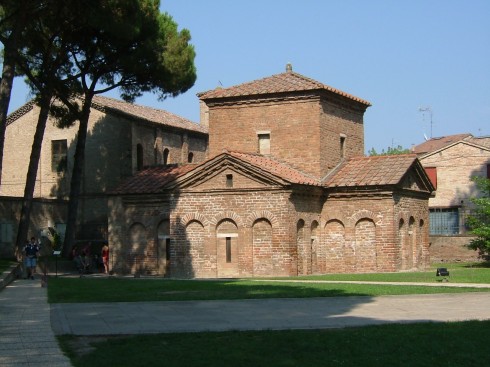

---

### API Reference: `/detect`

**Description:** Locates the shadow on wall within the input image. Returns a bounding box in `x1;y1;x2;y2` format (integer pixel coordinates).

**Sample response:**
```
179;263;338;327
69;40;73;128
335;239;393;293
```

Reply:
114;169;193;277
49;113;133;244
449;165;489;208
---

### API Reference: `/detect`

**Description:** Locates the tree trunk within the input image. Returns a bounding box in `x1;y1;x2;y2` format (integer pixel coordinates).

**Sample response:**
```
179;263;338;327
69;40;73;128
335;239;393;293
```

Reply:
0;0;29;188
62;94;93;256
0;45;17;188
15;93;52;256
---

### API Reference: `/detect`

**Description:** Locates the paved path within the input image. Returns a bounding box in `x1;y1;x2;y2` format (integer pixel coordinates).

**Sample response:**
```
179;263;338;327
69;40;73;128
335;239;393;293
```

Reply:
51;292;490;335
0;279;72;367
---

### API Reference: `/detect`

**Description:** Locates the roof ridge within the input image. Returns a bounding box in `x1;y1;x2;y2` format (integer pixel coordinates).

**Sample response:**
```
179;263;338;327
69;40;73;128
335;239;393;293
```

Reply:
91;94;207;134
198;70;371;106
92;95;197;123
351;153;417;160
227;150;321;184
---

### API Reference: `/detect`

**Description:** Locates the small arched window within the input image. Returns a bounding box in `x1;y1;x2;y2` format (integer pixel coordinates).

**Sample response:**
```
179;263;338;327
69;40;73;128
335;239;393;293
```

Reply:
188;152;194;163
163;148;169;165
136;144;143;171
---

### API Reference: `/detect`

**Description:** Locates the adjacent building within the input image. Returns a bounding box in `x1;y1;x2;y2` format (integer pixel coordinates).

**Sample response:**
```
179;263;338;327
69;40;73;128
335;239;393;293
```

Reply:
0;95;207;256
412;134;490;261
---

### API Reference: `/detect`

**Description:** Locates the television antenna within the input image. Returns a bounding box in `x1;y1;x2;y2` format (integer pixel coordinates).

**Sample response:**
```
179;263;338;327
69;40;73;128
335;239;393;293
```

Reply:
418;106;433;138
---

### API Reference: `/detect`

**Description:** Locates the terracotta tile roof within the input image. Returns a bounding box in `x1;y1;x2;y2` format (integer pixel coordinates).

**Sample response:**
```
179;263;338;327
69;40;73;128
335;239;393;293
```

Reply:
92;95;207;134
325;154;418;187
411;134;472;155
6;101;34;125
227;151;321;186
111;164;197;194
112;150;322;195
466;136;490;149
198;71;371;106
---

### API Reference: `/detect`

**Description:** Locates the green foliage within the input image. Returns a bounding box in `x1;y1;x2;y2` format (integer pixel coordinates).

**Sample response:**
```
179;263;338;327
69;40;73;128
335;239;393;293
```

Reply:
2;0;197;255
59;0;197;255
61;0;196;102
368;145;411;156
0;258;16;272
467;177;490;258
46;227;62;251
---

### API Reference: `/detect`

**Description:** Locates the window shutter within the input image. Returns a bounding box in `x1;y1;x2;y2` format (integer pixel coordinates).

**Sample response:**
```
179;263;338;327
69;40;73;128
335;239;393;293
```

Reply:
425;167;437;189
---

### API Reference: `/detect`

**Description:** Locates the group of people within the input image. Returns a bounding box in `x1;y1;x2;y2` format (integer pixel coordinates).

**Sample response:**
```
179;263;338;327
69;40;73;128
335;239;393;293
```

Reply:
23;237;110;278
72;242;110;274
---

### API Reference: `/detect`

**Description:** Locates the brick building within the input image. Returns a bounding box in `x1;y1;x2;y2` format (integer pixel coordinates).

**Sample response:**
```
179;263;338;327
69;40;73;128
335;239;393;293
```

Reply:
108;67;434;277
0;95;207;253
412;134;490;261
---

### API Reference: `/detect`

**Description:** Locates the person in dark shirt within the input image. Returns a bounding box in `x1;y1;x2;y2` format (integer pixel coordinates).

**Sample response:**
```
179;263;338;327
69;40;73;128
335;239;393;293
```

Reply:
24;237;40;280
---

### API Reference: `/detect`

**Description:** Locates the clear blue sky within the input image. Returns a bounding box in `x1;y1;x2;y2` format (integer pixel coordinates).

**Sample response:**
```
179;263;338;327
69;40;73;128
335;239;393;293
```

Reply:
7;0;490;153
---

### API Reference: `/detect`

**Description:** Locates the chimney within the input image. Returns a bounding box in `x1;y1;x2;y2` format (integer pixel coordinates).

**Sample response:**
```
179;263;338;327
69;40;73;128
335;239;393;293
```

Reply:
286;63;292;72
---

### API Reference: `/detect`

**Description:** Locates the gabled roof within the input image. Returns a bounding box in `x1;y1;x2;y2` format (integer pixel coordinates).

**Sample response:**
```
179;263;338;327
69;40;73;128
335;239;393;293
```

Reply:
111;151;322;195
324;154;425;188
198;70;371;106
6;101;34;125
111;164;197;195
6;95;208;135
466;136;490;149
92;95;207;135
411;134;472;155
112;152;435;195
225;151;321;186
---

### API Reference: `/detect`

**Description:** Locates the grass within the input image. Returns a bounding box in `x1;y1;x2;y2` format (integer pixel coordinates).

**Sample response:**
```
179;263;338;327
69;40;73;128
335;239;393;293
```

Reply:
58;320;490;367
47;262;490;303
50;263;490;366
0;258;17;273
290;262;490;284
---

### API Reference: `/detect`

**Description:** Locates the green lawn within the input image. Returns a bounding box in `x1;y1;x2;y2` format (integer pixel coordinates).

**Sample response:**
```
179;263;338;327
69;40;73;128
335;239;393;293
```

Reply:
291;262;490;283
47;262;490;303
50;263;490;366
0;259;16;273
58;320;490;367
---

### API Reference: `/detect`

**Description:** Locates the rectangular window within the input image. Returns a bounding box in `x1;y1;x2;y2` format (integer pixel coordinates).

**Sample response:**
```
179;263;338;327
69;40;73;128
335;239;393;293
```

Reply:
425;167;437;189
52;140;67;172
165;238;171;261
429;208;459;235
258;133;270;155
340;135;346;158
55;223;66;243
0;222;13;244
226;174;233;188
226;237;232;263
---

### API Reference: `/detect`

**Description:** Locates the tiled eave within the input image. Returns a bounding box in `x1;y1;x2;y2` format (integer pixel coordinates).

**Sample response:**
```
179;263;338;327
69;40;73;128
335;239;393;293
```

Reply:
91;103;208;137
6;101;34;126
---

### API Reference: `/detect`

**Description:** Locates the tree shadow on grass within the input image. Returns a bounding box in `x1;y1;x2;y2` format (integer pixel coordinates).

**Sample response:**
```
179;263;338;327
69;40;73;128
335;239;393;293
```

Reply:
49;278;380;336
462;261;490;268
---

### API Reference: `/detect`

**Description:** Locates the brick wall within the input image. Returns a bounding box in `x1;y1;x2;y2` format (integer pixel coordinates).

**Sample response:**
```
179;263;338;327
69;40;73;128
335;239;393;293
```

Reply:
206;93;367;179
429;235;481;263
207;97;322;177
319;97;365;173
108;180;431;278
320;193;431;273
109;187;297;277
